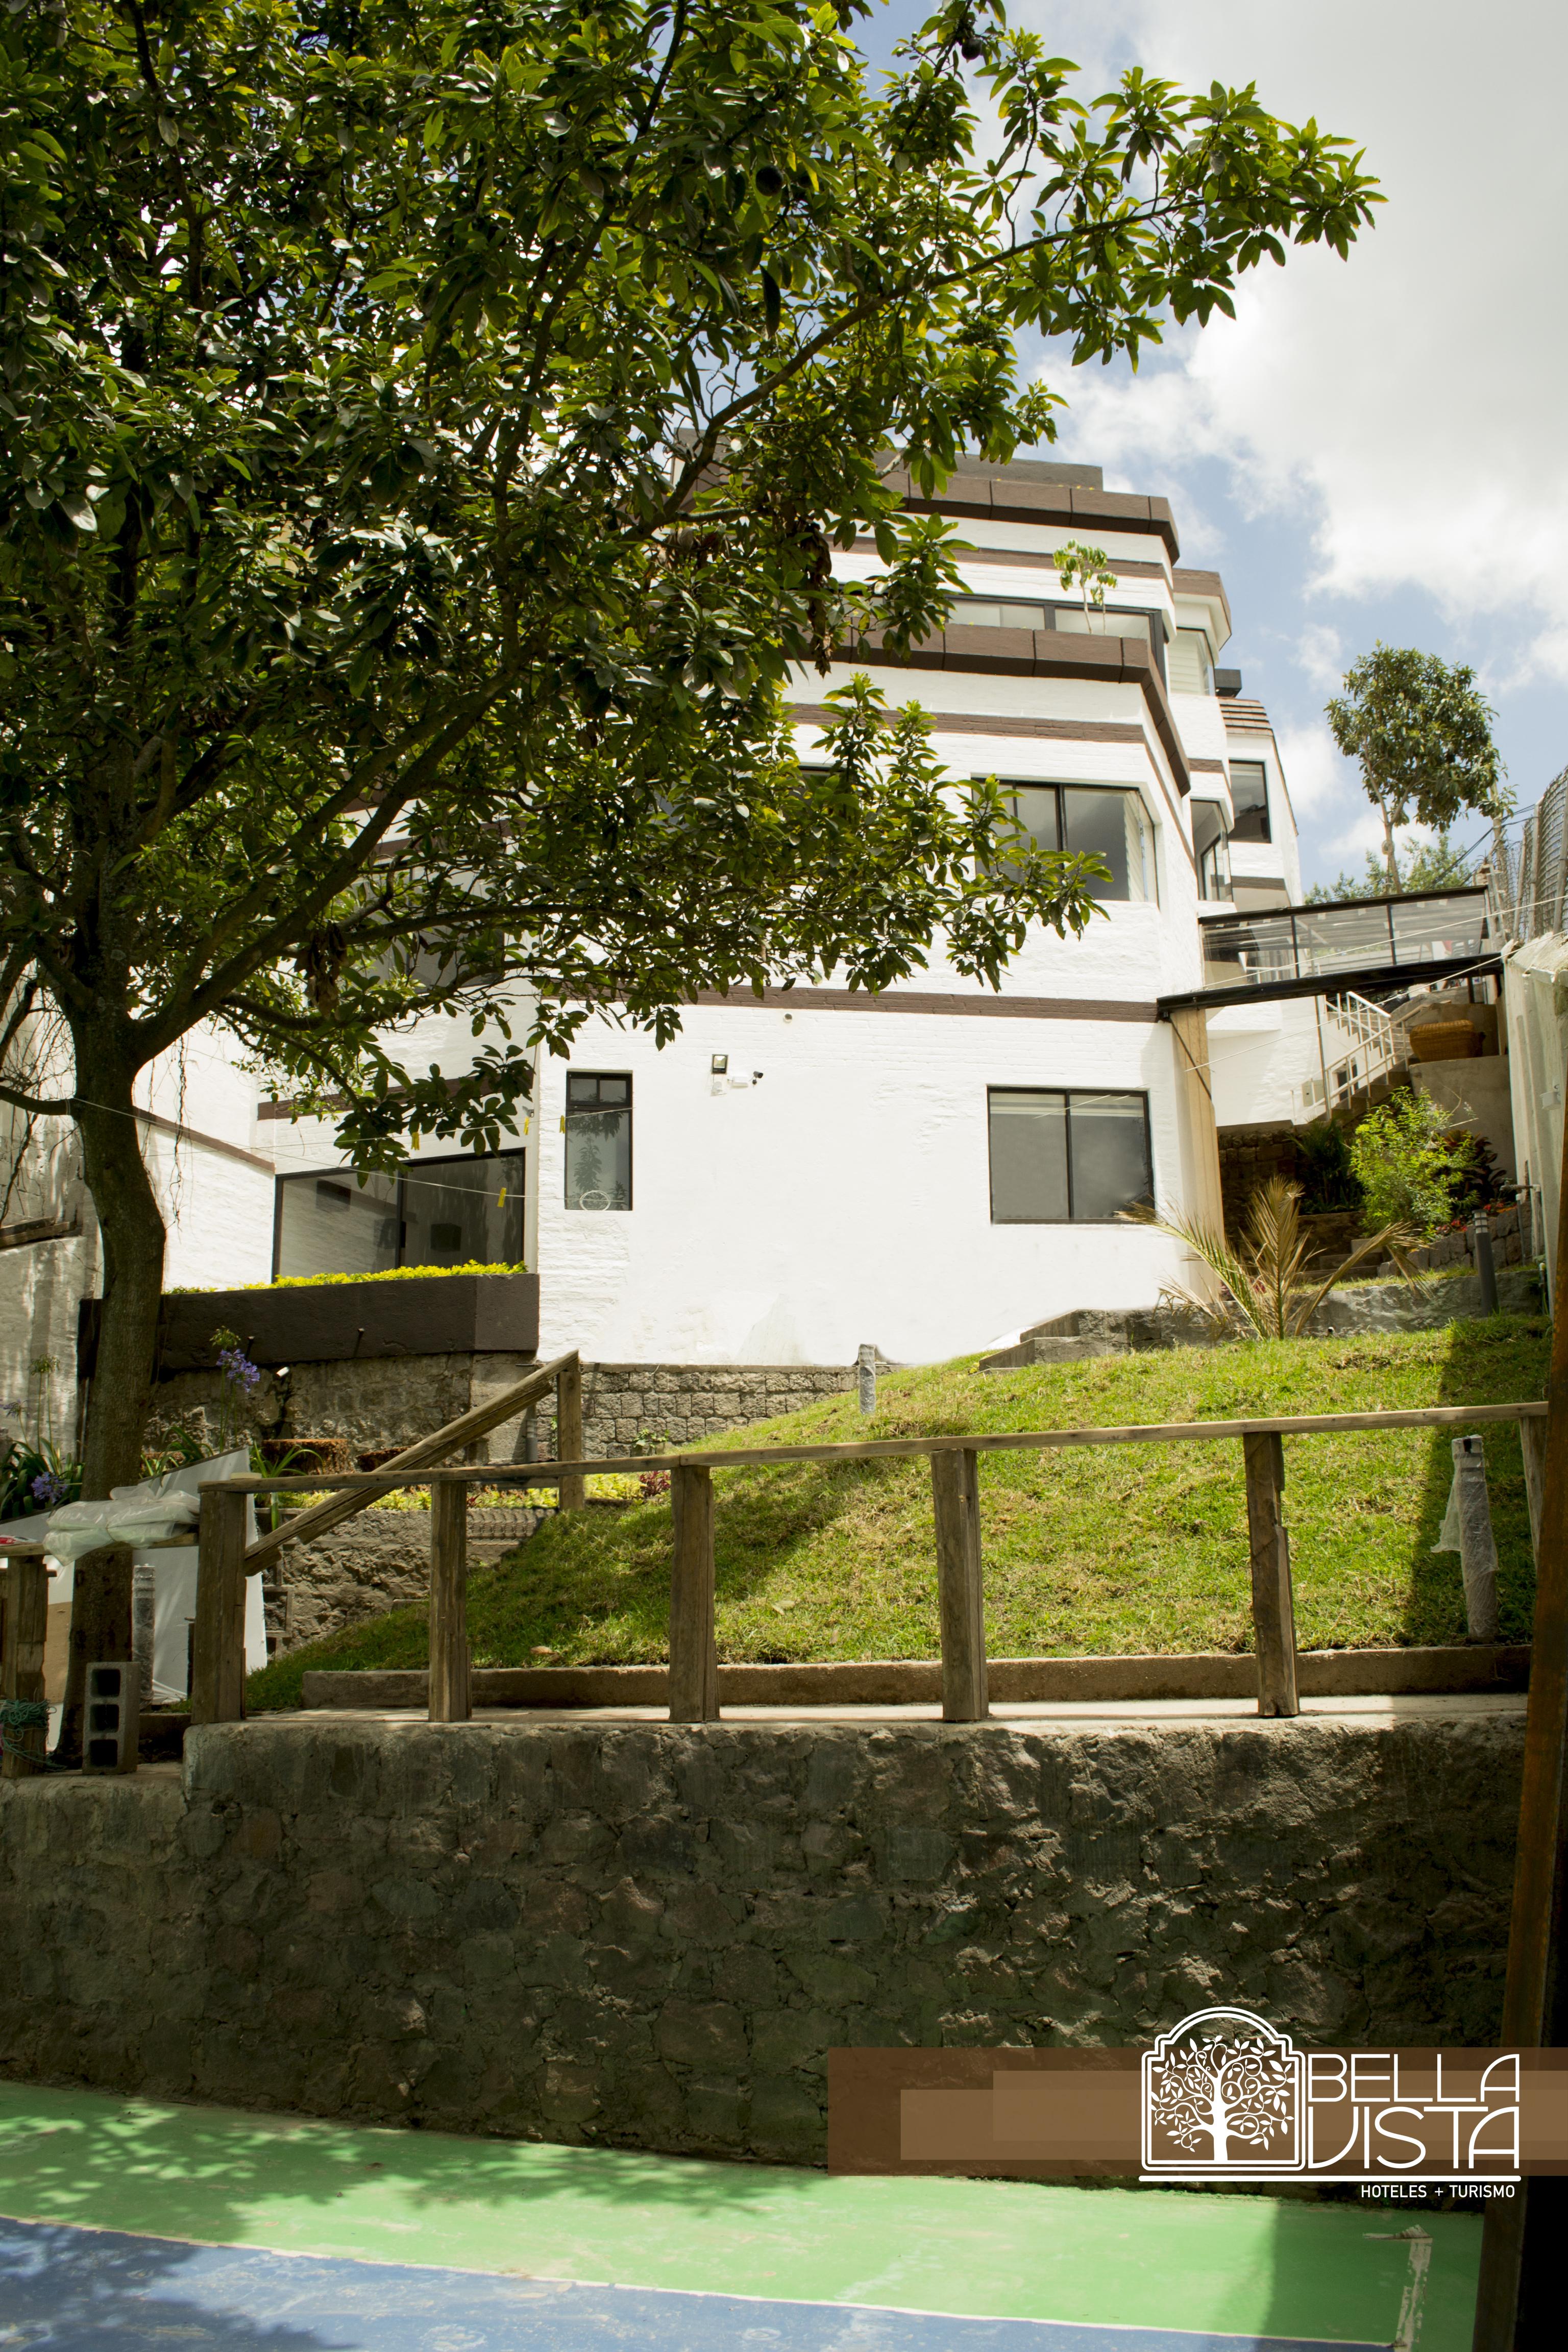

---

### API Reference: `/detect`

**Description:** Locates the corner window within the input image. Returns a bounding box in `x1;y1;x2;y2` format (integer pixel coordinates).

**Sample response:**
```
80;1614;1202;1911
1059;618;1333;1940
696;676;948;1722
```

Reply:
988;1089;1153;1224
274;1151;525;1279
1003;782;1156;904
1191;798;1232;904
1168;629;1213;694
1229;760;1271;843
566;1073;632;1211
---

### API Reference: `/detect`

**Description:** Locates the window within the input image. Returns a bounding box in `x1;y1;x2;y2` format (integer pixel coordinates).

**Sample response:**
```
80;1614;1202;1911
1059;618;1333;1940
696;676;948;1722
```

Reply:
1003;783;1156;903
988;1089;1154;1223
1229;760;1271;843
1051;606;1154;647
1191;798;1232;904
274;1151;525;1279
566;1072;632;1211
1168;629;1213;694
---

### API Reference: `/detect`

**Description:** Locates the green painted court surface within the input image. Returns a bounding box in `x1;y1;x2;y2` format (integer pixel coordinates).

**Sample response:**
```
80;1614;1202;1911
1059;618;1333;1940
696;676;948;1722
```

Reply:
0;2083;1483;2347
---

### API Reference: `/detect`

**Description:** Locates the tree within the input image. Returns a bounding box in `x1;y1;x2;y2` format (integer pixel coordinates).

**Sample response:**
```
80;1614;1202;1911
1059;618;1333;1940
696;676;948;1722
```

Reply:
1052;537;1116;625
1326;647;1509;893
0;0;1378;1741
1303;829;1473;904
1147;2022;1296;2164
1350;1088;1478;1238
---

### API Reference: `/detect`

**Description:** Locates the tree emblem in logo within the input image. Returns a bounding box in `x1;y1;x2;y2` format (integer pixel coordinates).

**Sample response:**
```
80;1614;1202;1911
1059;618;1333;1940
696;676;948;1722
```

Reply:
1142;2006;1305;2173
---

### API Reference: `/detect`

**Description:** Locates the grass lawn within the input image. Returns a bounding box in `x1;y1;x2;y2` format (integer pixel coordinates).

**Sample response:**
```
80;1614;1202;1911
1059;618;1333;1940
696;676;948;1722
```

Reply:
248;1314;1548;1710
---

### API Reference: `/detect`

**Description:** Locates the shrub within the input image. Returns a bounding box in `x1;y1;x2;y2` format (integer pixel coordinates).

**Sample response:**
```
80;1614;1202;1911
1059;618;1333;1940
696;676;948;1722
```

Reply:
1296;1117;1362;1213
1350;1089;1475;1236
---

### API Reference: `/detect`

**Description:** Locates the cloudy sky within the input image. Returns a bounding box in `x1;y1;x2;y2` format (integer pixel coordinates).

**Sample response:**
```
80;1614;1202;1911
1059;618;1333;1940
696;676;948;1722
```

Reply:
861;2;1568;892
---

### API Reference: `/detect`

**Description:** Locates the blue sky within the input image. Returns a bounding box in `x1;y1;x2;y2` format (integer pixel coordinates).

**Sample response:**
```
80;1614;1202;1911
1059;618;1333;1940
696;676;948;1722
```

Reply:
854;2;1568;894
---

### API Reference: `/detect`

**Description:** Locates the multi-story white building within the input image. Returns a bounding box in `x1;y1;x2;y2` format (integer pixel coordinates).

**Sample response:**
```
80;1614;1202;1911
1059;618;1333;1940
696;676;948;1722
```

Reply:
3;457;1309;1415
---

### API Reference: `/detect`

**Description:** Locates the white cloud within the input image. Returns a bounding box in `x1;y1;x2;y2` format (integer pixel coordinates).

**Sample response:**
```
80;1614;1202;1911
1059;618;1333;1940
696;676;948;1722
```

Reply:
1271;720;1349;821
1017;1;1568;682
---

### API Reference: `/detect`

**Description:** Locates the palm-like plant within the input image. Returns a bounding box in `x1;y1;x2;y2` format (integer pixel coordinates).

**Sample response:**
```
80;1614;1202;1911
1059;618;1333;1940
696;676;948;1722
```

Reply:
1128;1177;1425;1341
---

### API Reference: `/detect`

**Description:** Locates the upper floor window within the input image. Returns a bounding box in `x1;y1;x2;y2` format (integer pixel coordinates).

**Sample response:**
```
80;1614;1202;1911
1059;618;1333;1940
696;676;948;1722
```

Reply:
1229;760;1272;843
274;1150;525;1279
566;1073;632;1211
1168;629;1214;694
1191;799;1232;904
988;1089;1154;1223
1003;782;1157;905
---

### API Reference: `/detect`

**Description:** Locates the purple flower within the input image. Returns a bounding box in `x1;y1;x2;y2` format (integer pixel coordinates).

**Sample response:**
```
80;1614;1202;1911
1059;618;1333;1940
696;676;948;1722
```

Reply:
217;1346;261;1394
30;1471;67;1507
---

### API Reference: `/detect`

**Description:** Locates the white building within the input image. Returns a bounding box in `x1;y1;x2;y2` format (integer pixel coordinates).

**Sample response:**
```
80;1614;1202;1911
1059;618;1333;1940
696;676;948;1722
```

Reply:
4;457;1309;1419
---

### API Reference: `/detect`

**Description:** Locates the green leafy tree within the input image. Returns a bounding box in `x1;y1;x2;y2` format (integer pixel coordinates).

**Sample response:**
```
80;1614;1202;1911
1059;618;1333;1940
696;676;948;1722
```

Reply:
1304;829;1473;903
1326;648;1509;893
1350;1088;1475;1237
0;0;1378;1737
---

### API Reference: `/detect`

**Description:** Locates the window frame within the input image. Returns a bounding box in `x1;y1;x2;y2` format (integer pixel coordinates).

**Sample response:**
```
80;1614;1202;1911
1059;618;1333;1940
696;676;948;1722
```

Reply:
271;1145;527;1280
1228;759;1272;844
986;1086;1155;1226
997;779;1158;906
564;1070;634;1213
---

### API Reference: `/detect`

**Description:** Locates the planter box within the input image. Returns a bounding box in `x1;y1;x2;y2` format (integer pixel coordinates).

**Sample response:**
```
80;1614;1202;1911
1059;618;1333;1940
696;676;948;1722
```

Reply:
77;1271;540;1378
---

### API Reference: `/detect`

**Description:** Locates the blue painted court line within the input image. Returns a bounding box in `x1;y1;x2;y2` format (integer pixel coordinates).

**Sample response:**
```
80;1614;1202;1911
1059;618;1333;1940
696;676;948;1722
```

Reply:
0;2220;1388;2352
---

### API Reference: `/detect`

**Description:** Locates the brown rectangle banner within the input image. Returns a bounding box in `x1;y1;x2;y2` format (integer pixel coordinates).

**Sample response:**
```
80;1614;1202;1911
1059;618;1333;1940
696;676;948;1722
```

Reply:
829;2006;1568;2183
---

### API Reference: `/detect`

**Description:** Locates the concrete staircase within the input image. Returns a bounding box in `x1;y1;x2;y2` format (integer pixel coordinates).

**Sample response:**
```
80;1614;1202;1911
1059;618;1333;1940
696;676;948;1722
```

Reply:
978;1305;1210;1371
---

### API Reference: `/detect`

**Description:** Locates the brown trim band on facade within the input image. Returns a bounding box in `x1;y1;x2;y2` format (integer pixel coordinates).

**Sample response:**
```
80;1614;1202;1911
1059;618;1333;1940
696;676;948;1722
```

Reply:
1189;758;1229;776
1172;567;1233;640
852;538;1169;584
685;987;1159;1023
883;473;1181;562
790;694;1197;877
834;630;1192;799
135;1105;276;1172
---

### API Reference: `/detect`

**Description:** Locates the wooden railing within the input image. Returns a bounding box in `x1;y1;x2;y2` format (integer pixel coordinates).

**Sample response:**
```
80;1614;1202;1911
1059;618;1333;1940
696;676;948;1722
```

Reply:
196;1398;1551;1731
191;1351;584;1725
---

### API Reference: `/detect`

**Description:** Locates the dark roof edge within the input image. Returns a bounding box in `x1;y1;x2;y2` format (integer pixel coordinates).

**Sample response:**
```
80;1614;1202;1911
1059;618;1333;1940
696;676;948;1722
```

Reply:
887;472;1180;564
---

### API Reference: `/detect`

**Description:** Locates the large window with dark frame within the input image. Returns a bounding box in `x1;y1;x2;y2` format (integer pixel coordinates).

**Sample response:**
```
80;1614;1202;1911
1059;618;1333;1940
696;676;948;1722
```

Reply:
565;1072;633;1211
1191;797;1233;904
987;1089;1154;1224
1002;782;1157;904
273;1150;525;1279
1228;760;1272;843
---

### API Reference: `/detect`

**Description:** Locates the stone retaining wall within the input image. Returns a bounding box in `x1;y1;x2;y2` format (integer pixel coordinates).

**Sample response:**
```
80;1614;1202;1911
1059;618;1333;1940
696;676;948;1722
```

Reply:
147;1355;855;1466
0;1712;1522;2162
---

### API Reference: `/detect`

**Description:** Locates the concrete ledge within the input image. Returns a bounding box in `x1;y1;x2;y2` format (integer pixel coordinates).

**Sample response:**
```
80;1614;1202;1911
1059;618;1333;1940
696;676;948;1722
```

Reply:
299;1644;1530;1713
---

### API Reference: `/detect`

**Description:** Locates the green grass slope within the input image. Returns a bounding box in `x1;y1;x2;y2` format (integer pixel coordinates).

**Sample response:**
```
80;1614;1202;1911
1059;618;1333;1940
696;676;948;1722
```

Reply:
247;1316;1549;1709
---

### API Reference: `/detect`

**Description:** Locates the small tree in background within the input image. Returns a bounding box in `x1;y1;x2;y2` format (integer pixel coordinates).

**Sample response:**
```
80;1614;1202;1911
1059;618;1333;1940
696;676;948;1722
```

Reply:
1326;647;1509;892
1350;1089;1476;1237
1304;830;1472;904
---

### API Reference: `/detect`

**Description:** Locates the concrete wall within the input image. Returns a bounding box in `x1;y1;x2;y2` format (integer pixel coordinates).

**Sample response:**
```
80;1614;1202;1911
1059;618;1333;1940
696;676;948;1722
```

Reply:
0;1712;1521;2162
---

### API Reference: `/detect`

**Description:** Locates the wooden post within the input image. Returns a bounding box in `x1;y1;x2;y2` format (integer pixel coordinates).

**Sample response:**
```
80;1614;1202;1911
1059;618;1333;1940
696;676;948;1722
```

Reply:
1473;1121;1568;2348
191;1488;250;1725
668;1463;718;1723
1;1555;50;1778
1521;1414;1548;1563
556;1355;585;1511
1242;1432;1299;1717
932;1448;988;1723
428;1478;471;1723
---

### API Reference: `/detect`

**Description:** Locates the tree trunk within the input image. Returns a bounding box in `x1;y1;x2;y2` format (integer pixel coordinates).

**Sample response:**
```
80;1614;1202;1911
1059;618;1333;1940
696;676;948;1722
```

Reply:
1380;802;1401;893
56;1055;167;1762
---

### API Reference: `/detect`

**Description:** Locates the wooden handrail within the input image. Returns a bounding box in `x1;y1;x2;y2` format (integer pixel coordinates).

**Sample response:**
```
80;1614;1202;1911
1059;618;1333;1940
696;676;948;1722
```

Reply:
242;1351;581;1566
195;1394;1547;1734
213;1398;1549;1495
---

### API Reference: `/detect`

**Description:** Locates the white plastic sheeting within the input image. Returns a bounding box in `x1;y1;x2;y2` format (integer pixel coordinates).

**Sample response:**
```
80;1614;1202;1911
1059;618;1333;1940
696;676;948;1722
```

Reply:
1502;934;1568;1307
38;1451;262;1701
